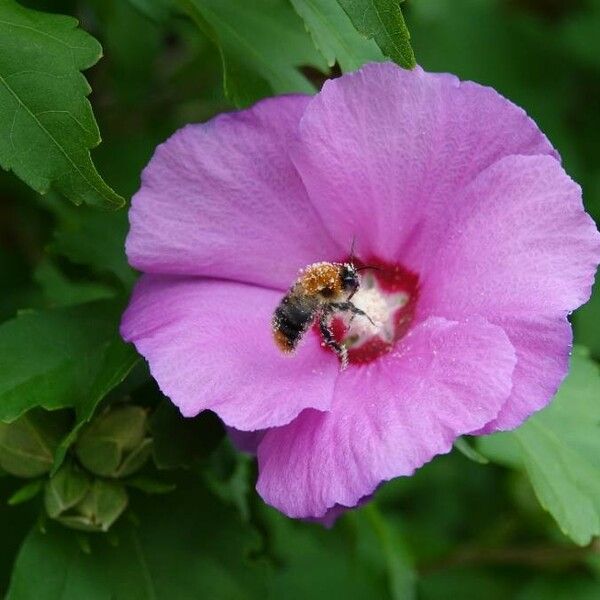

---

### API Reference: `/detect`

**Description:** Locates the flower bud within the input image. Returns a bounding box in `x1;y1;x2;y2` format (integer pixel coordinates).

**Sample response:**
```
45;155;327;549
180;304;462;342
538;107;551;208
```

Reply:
75;405;152;478
45;463;128;532
0;409;70;478
44;462;90;518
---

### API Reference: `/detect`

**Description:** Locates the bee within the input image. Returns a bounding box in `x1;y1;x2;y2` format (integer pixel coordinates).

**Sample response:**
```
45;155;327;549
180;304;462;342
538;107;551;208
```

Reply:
272;261;374;369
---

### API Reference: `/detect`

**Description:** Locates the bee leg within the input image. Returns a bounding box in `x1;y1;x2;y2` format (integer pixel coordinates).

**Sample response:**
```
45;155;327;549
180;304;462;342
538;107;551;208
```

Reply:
331;302;377;327
319;315;348;370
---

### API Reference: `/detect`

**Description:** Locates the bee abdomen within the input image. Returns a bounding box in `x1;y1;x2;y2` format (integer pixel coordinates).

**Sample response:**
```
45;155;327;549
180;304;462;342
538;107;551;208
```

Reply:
272;295;318;353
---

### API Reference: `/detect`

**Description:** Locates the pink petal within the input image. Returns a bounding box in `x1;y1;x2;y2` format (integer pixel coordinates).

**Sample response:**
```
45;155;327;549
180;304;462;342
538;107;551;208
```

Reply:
126;95;340;289
256;316;516;518
120;275;339;430
420;155;600;318
419;155;600;430
291;63;556;267
475;316;572;433
227;427;265;454
305;495;373;528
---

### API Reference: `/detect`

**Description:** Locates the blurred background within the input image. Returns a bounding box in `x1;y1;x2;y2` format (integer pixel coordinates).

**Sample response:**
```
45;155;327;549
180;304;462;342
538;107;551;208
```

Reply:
1;0;599;598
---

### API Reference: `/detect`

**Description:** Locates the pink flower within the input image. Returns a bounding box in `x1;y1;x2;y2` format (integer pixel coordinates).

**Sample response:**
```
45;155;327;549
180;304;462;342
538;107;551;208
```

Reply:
121;64;600;519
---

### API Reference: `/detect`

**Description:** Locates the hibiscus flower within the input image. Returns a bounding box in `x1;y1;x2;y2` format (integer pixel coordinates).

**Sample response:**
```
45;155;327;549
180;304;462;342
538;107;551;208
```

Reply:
121;64;600;519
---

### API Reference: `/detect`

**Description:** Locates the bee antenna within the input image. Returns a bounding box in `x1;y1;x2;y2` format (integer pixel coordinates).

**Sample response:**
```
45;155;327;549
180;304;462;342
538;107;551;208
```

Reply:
356;265;381;272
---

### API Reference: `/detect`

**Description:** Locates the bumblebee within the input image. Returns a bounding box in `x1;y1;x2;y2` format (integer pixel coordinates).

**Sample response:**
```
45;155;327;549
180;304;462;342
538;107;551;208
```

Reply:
272;261;373;369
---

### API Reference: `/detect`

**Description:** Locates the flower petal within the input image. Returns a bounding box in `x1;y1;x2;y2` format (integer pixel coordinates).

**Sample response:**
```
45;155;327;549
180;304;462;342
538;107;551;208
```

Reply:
419;155;600;430
126;95;340;289
420;155;600;318
227;427;265;454
475;317;572;433
256;316;516;518
291;63;556;266
120;275;339;430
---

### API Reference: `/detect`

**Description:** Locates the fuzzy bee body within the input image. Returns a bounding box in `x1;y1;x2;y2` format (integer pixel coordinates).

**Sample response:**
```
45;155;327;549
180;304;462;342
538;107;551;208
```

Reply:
272;293;320;353
272;261;371;368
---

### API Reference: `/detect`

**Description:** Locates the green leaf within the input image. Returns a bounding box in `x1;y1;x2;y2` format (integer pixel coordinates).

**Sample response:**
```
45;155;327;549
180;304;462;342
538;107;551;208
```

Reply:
453;437;489;465
574;275;600;359
127;0;173;23
52;339;140;473
0;301;136;423
40;193;136;289
150;400;223;470
290;0;384;70
354;504;416;600
203;442;252;521
34;259;117;308
0;0;123;208
7;479;43;506
337;0;416;68
478;348;600;545
0;477;39;594
263;505;392;599
518;575;600;600
179;0;328;107
7;474;268;599
125;476;176;495
560;0;600;70
0;409;70;478
0;301;139;474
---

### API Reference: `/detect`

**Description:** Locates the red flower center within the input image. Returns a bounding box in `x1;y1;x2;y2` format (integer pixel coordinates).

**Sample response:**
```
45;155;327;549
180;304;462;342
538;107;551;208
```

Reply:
318;258;419;366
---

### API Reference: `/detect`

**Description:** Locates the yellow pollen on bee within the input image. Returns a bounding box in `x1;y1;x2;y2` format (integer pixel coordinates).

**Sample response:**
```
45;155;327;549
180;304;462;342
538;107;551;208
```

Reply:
298;262;342;296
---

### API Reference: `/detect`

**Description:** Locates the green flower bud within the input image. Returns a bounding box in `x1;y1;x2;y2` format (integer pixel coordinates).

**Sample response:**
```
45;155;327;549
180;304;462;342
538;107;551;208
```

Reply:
75;405;152;478
45;463;128;532
0;409;70;478
56;480;129;532
45;462;91;519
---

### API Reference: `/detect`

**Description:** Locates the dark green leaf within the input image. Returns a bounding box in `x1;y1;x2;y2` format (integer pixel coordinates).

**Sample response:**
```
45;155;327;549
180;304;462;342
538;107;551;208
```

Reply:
478;348;600;545
150;401;223;470
7;474;268;599
574;275;600;359
52;339;140;472
0;301;136;424
419;567;516;600
203;442;252;520
179;0;328;107
518;575;600;600
7;479;43;506
337;0;415;68
0;477;39;595
127;0;174;22
290;0;384;70
40;193;136;289
0;301;139;474
353;504;416;600
264;505;391;600
560;1;600;70
125;476;176;495
34;259;116;308
0;0;123;208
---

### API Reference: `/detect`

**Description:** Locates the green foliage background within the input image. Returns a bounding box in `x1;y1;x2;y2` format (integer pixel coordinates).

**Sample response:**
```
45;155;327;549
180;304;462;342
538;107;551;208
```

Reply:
1;0;599;598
